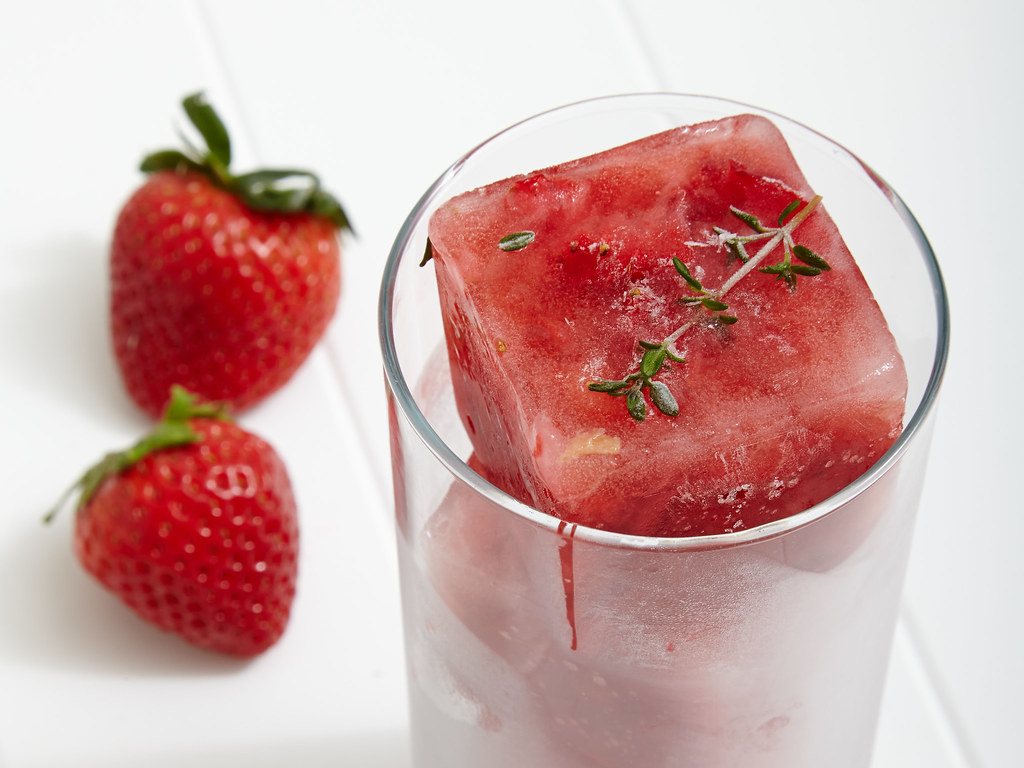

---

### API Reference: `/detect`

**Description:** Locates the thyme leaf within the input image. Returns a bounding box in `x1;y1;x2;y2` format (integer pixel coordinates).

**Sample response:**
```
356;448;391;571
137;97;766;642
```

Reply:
700;298;729;311
778;200;801;225
792;244;831;271
626;385;646;421
419;237;434;266
649;380;679;417
499;231;536;251
587;378;631;393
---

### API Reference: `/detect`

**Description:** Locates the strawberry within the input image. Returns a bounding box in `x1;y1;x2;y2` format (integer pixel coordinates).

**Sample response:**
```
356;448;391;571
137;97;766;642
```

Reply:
111;93;352;417
48;387;299;657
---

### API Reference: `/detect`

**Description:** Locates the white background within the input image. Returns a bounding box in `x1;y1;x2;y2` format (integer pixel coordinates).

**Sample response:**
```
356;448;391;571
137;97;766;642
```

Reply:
1;1;1020;766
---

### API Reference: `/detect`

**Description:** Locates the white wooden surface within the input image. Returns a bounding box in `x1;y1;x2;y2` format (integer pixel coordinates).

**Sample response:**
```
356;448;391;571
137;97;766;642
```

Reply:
1;1;1019;765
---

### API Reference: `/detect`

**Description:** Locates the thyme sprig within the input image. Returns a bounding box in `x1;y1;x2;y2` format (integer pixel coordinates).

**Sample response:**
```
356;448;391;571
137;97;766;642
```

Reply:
588;195;829;422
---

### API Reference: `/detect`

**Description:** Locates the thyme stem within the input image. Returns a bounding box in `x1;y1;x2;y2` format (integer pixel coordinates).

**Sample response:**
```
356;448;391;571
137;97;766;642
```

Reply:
587;195;829;422
662;195;820;352
719;195;821;294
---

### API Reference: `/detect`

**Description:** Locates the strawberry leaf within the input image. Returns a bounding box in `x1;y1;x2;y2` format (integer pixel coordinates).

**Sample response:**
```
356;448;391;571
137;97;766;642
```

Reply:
183;92;232;167
140;150;205;175
309;189;354;231
234;170;319;211
140;93;353;233
164;385;230;422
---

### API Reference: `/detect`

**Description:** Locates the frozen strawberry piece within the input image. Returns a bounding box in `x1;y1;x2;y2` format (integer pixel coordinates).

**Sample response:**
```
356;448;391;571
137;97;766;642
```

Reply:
428;114;906;537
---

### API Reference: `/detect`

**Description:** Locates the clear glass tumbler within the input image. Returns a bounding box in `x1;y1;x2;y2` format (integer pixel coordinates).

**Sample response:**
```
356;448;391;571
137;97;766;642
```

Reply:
379;93;949;768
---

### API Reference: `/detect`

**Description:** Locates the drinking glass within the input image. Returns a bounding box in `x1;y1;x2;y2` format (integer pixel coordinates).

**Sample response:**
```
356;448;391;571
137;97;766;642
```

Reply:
379;93;949;768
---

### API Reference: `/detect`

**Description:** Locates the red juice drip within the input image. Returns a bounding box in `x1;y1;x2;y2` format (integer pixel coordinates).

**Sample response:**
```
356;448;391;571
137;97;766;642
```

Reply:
557;520;578;650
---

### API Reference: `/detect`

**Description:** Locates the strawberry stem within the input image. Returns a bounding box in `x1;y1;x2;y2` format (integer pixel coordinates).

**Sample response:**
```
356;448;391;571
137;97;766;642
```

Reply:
164;384;229;422
44;387;229;522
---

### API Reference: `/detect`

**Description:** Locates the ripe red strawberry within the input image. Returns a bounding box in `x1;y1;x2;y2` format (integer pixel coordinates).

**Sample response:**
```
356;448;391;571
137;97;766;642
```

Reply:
111;93;352;417
48;387;299;657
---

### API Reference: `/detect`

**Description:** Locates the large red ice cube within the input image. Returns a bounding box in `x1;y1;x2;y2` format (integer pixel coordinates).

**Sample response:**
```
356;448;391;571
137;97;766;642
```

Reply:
427;114;906;537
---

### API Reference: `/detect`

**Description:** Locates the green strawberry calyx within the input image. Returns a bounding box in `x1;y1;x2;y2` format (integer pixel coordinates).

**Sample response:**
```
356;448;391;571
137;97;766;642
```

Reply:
140;92;353;232
45;386;230;521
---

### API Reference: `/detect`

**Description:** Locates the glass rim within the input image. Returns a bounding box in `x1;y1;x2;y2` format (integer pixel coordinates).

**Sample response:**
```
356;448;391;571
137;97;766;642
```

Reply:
378;91;951;553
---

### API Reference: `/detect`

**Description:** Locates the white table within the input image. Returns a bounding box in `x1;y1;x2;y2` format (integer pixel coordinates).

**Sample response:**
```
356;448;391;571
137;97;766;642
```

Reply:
1;1;1018;765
